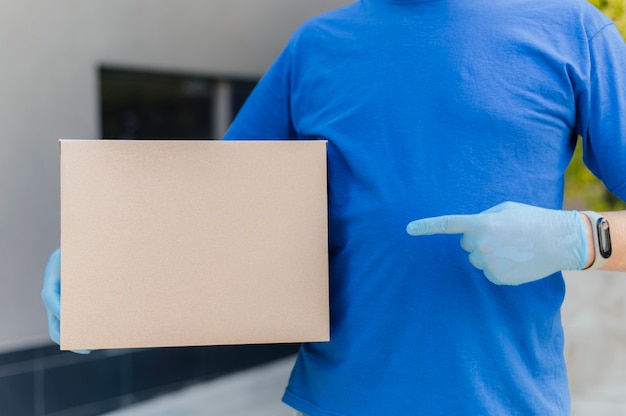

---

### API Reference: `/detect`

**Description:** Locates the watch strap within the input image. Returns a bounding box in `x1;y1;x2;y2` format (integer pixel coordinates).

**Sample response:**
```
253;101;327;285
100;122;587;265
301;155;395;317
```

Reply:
581;211;611;270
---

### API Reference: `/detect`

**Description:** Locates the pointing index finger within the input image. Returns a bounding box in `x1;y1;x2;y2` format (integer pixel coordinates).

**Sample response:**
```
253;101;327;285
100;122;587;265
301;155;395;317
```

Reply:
406;214;479;236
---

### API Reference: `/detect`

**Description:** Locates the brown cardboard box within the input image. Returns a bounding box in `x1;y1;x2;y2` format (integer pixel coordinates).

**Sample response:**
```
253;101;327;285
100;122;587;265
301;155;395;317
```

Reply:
59;139;329;350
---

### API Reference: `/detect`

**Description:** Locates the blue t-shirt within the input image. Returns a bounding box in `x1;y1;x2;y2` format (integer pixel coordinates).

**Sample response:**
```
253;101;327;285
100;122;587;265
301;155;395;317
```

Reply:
224;0;626;414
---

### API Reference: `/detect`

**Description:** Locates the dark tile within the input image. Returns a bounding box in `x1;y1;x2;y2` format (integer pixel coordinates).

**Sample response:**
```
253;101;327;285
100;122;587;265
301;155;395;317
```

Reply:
0;346;37;367
40;348;100;372
0;372;35;416
197;344;300;377
43;356;123;414
36;343;298;415
129;347;197;394
76;400;122;416
38;344;66;359
45;398;122;416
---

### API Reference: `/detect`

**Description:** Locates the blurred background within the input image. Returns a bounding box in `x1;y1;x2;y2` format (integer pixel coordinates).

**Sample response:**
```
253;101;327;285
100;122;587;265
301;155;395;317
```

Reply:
0;0;624;415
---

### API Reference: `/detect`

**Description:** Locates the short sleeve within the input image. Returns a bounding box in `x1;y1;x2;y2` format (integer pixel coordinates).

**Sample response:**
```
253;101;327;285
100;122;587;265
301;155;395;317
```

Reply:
223;42;298;141
577;23;626;200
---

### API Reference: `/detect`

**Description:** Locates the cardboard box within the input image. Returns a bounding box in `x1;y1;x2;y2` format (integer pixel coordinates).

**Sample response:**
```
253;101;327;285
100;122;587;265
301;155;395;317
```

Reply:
60;139;329;350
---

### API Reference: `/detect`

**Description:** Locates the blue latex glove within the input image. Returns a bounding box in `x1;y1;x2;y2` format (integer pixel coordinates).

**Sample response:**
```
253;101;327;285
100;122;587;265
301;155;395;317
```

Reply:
41;248;91;354
406;201;588;286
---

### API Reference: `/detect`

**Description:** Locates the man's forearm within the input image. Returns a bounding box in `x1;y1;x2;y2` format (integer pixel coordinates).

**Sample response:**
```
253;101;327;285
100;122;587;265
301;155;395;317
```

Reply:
582;210;626;271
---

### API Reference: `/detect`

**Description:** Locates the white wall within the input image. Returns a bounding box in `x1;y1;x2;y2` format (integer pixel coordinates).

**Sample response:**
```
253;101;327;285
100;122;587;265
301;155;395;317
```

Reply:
0;0;349;353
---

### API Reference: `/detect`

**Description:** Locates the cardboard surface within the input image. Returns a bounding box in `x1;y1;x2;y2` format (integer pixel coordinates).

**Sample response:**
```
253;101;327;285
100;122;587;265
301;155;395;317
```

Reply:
60;139;329;350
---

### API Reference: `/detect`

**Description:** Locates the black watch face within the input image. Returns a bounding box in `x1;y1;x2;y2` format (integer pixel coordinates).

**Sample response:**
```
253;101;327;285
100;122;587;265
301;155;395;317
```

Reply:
597;218;612;259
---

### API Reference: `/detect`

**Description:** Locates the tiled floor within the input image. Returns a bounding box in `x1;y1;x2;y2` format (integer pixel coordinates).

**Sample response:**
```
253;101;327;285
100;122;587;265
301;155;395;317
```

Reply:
101;355;297;416
0;342;299;416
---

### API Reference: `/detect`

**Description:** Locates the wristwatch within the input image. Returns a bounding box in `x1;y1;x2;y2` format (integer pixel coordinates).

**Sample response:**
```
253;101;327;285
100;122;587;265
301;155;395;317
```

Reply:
581;211;612;270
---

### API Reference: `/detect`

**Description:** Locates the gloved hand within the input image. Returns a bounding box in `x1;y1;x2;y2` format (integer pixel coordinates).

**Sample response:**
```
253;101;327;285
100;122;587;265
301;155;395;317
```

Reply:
406;201;588;286
41;248;91;354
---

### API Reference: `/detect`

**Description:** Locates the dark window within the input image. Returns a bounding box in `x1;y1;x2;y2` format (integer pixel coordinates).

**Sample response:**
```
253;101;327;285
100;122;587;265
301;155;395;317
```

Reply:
230;79;258;119
100;67;257;139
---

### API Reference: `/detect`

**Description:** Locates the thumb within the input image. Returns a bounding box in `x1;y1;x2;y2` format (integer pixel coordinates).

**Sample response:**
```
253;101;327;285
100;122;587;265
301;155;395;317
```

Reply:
406;214;478;236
